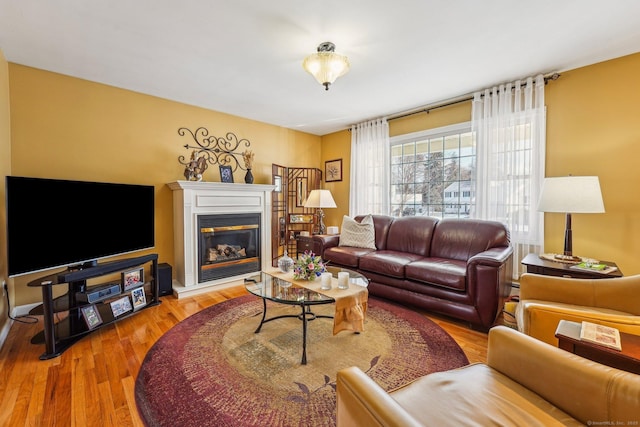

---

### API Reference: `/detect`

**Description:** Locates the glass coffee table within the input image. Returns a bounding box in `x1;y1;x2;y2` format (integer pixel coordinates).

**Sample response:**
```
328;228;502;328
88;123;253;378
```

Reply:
244;266;368;364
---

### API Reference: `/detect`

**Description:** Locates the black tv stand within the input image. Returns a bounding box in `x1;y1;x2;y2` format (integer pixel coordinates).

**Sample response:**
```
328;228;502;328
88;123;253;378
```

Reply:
28;253;160;360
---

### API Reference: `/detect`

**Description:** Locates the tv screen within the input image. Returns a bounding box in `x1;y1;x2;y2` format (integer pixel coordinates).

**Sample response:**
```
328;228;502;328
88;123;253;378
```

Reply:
6;176;155;277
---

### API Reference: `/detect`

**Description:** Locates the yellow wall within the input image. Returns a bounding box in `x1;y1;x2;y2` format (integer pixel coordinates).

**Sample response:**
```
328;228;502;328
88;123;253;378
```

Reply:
320;52;640;276
319;129;351;228
0;50;11;329
8;64;321;305
544;53;640;274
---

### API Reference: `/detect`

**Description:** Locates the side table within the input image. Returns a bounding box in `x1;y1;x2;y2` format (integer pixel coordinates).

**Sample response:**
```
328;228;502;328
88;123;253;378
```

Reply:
555;320;640;375
521;253;622;279
296;235;318;258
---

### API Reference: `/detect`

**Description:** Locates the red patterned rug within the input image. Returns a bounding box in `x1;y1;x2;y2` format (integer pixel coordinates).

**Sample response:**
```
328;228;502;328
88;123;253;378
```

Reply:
135;295;469;426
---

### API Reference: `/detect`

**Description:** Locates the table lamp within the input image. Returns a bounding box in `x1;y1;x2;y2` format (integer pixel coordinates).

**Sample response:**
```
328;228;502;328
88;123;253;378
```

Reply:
304;189;337;234
537;176;605;261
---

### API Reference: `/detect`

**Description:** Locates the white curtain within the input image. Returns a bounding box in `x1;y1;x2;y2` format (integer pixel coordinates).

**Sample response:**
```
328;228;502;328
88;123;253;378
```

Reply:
349;118;390;216
471;75;546;279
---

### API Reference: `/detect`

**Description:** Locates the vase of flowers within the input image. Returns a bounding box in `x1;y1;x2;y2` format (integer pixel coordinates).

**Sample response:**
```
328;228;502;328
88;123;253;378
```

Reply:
293;251;326;281
242;150;255;184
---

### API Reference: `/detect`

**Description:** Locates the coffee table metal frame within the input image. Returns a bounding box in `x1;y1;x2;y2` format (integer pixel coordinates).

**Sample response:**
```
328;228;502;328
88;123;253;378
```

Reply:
244;267;367;365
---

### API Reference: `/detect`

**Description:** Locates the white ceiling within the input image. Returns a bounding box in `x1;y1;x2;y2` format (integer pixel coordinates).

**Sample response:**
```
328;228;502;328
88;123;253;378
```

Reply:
1;0;640;136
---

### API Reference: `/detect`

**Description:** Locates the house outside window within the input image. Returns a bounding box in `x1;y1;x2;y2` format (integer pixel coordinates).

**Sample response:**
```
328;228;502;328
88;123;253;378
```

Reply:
390;123;473;218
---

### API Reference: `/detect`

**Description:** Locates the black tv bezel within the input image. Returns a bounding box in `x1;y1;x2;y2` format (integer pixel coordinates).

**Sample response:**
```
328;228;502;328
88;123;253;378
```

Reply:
6;176;155;277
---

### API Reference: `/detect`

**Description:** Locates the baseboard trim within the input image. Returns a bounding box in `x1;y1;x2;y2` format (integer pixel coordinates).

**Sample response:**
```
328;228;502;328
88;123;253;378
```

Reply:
14;302;41;318
0;319;12;351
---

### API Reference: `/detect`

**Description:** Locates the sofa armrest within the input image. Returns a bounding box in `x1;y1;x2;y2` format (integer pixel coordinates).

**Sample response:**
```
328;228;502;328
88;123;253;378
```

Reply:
312;234;340;258
519;273;640;314
467;246;513;267
336;366;423;427
488;326;640;424
465;247;513;328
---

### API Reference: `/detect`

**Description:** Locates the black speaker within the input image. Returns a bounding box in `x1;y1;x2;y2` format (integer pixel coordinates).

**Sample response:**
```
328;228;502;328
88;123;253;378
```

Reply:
153;263;173;296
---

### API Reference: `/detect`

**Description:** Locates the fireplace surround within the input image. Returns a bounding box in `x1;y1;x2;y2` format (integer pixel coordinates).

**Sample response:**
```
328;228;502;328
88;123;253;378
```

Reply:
168;181;274;298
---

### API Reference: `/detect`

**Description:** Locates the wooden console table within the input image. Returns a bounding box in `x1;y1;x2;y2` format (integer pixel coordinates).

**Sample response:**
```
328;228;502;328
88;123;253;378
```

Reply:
555;320;640;374
521;253;623;279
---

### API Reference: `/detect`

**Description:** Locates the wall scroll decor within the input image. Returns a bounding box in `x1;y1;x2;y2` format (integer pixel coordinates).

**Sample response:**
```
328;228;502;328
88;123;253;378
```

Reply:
325;158;342;182
177;127;251;180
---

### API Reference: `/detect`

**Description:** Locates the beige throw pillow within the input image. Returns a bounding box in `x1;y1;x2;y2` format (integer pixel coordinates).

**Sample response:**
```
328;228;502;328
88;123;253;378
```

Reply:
339;215;376;249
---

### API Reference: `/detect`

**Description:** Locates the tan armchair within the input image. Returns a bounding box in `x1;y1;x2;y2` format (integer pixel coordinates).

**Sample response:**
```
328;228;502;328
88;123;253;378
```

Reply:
336;326;640;426
516;273;640;346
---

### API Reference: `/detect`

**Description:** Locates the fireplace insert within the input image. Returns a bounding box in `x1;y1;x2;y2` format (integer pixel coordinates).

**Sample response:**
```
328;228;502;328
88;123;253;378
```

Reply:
198;213;261;282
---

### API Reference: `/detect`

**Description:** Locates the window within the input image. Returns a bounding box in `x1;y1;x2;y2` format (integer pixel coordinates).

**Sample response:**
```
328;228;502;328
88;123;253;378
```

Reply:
390;123;473;218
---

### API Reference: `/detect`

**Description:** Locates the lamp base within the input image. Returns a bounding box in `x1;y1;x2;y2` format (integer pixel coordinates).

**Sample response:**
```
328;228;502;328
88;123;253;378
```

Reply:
317;208;326;234
554;254;582;262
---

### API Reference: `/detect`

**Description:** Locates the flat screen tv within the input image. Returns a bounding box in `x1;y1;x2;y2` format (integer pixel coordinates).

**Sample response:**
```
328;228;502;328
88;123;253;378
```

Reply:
6;176;155;277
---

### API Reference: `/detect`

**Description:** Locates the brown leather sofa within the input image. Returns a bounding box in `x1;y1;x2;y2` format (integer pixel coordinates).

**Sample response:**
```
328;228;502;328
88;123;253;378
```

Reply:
336;326;640;426
313;215;513;329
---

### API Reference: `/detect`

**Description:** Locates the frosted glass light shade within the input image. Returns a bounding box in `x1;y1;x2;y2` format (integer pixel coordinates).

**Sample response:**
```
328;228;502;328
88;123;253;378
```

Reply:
537;176;605;213
303;42;350;90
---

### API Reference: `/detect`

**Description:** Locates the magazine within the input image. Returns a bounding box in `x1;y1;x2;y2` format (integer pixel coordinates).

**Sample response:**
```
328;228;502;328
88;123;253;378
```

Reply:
579;321;622;351
570;262;618;275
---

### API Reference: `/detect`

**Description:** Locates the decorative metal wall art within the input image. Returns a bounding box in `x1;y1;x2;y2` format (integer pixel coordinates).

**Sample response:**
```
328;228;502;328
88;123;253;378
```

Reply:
177;127;252;181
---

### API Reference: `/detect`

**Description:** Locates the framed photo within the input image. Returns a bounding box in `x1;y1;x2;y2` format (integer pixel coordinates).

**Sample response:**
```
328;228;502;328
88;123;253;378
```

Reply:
273;175;282;192
80;304;103;330
110;295;133;317
122;267;144;292
131;287;147;310
325;159;343;182
219;165;234;183
289;214;314;224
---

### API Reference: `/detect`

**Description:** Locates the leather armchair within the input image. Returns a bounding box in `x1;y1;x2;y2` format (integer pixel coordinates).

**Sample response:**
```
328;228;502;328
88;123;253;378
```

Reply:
516;273;640;346
336;326;640;426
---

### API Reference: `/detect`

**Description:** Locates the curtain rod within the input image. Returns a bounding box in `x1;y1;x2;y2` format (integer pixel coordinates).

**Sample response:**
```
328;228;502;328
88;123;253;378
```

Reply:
386;72;561;123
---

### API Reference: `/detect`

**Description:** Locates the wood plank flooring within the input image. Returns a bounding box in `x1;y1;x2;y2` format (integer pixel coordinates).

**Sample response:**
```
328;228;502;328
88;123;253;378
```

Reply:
0;286;489;427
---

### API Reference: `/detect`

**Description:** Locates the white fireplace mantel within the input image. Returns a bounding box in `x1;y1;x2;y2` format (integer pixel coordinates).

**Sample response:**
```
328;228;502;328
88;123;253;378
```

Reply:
168;181;275;298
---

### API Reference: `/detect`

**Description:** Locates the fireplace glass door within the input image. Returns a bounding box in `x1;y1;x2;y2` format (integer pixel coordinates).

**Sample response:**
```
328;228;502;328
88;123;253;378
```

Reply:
198;213;261;282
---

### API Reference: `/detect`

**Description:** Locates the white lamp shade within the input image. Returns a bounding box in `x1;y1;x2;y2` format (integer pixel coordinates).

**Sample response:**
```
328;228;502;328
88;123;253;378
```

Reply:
537;176;605;213
304;189;337;209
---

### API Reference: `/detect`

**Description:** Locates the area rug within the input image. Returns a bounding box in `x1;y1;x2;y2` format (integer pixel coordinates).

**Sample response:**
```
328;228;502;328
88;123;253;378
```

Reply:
135;295;469;427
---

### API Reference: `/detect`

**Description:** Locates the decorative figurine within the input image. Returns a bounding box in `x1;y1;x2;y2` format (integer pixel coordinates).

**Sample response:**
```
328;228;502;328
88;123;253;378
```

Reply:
183;150;208;181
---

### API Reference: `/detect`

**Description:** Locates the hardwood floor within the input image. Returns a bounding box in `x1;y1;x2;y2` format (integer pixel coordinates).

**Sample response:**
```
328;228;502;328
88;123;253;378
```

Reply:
0;286;489;427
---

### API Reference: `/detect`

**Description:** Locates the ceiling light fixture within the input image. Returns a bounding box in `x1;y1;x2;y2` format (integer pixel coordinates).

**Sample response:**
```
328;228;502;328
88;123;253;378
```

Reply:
302;42;350;91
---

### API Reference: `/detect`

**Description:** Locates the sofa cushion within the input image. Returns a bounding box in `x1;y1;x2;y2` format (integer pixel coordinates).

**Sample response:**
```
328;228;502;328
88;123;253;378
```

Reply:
385;216;438;256
339;215;376;249
324;246;375;269
354;214;395;250
430;218;510;261
405;258;467;291
359;250;424;279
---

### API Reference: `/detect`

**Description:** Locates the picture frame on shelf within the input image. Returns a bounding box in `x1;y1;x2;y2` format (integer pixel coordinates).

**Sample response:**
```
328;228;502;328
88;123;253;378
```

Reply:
273;175;282;192
110;295;133;317
122;267;144;292
289;214;314;224
131;287;147;310
219;165;234;183
325;158;342;182
80;304;103;330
